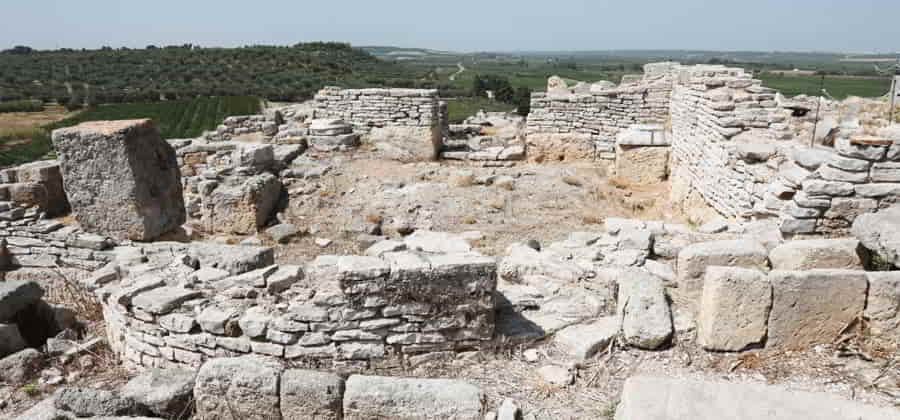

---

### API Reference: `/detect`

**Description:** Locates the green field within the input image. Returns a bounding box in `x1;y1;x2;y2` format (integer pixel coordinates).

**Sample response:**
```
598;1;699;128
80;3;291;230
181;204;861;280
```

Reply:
759;74;892;99
0;96;261;167
447;98;517;123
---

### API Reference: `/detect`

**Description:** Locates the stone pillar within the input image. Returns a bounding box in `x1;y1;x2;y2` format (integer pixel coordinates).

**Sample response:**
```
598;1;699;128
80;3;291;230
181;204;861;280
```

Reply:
51;119;186;241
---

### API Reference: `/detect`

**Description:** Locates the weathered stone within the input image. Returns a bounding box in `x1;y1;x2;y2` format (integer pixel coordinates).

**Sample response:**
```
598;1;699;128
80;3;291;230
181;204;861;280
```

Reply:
121;368;196;420
537;365;573;386
194;356;284;420
197;305;239;335
617;269;673;349
266;223;301;244
697;267;771;351
0;348;43;384
344;375;484;420
853;205;900;267
767;270;867;348
131;287;203;315
769;239;864;270
676;240;769;291
865;272;900;340
51;119;185;241
201;173;282;235
835;137;887;161
871;162;900;182
369;126;441;162
615;375;900;420
238;306;271;339
54;387;140;417
615;145;669;184
553;316;619;360
280;369;345;420
791;147;834;170
801;180;854;197
403;230;472;254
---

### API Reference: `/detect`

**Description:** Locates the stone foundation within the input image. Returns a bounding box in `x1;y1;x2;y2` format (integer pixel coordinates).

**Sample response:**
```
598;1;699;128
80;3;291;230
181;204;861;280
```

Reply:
99;245;497;370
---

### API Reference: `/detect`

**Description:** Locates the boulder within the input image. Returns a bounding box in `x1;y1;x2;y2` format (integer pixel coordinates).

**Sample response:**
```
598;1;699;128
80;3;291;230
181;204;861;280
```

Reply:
51;119;186;241
617;269;673;349
54;387;141;417
853;205;900;267
280;369;345;420
553;316;619;360
201;173;282;235
768;239;865;270
615;374;900;420
676;240;769;291
266;223;301;244
121;368;196;420
343;375;484;420
697;267;771;351
194;356;284;420
0;348;43;384
767;270;867;348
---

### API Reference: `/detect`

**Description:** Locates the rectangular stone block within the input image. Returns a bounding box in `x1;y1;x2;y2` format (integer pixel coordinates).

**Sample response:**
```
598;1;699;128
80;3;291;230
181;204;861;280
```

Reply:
343;375;484;420
676;240;769;291
698;267;771;351
51;119;185;241
865;272;900;341
767;270;867;348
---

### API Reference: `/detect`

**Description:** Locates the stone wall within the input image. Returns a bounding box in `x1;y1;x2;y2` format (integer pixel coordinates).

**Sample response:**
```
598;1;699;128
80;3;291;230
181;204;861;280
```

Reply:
765;136;900;234
525;66;674;161
0;160;69;217
0;210;113;272
100;245;497;370
668;65;792;219
313;87;444;161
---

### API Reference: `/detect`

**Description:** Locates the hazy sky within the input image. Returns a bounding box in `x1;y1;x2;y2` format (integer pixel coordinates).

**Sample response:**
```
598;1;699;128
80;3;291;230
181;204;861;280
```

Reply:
3;0;898;53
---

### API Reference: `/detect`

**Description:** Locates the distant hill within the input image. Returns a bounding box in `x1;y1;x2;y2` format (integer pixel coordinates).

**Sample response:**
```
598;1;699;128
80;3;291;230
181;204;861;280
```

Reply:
0;43;428;104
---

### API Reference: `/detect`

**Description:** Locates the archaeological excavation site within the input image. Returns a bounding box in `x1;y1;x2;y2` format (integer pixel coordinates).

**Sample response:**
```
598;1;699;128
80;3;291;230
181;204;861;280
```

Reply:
3;62;900;419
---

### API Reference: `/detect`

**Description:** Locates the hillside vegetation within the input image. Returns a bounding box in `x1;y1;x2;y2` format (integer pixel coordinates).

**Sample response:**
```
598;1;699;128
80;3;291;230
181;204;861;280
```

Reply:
0;96;261;166
0;43;424;104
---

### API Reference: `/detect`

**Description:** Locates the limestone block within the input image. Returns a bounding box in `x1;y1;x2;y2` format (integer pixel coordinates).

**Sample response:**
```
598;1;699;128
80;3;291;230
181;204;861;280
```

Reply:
553;316;619;360
853;205;900;267
865;272;900;341
51;119;185;241
194;356;284;420
615;145;669;184
343;375;484;420
280;369;344;420
769;239;865;270
617;269;673;349
615;375;900;420
13;160;69;216
676;240;769;291
767;270;867;348
121;367;196;420
697;267;771;351
369;125;441;162
201;173;282;235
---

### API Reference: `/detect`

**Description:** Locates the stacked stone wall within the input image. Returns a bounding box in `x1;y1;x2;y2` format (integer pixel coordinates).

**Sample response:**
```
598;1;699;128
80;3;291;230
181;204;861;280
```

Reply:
525;75;673;160
767;137;900;234
668;65;792;219
100;249;497;370
313;87;441;131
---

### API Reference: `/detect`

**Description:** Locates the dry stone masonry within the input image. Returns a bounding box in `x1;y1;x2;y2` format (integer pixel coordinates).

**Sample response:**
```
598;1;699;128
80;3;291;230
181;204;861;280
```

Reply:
314;87;445;162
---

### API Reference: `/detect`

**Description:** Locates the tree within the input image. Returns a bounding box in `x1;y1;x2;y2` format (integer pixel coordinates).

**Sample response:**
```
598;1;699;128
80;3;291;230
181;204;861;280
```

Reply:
514;87;531;116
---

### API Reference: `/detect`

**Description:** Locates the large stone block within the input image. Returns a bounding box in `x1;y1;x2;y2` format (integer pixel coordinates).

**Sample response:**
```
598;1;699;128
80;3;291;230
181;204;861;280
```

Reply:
343;375;484;420
280;369;345;420
853;204;900;267
865;272;900;341
51;119;185;241
617;269;673;350
697;267;771;351
369;125;441;162
767;270;867;348
12;160;69;216
615;145;669;184
676;240;769;291
615;375;900;420
768;239;865;270
194;355;283;420
200;173;281;235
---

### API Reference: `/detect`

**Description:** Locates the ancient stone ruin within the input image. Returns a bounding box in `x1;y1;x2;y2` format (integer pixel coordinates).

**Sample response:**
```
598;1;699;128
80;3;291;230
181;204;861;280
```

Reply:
2;65;900;419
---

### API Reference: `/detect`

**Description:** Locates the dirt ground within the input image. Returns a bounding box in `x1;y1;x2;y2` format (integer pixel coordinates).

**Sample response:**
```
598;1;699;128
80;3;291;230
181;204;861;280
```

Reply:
248;148;686;263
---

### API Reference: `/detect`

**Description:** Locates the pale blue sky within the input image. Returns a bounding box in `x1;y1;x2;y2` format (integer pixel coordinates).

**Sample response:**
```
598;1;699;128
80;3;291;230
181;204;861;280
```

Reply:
2;0;898;53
